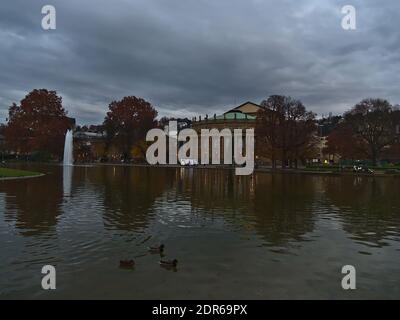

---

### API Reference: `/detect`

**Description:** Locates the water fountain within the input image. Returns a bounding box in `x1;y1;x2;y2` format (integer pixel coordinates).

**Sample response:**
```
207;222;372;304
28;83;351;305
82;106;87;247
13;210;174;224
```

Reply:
63;129;74;166
63;129;74;196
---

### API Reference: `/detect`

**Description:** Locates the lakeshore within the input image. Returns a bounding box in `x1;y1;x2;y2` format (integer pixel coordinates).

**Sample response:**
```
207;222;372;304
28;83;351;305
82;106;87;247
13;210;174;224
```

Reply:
3;162;400;178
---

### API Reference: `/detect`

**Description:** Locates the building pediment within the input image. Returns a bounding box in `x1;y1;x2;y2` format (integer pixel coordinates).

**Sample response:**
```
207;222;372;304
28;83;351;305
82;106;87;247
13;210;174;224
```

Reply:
225;101;263;116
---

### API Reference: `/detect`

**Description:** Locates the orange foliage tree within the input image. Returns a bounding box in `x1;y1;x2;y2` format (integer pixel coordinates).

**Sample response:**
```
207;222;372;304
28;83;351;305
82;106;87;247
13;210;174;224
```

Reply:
324;123;365;161
5;89;70;159
103;96;158;160
343;98;398;165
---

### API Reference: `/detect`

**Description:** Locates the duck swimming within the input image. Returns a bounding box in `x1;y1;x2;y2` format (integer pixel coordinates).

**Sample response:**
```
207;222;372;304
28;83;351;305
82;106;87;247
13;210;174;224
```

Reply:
119;259;135;268
159;259;178;267
149;244;165;253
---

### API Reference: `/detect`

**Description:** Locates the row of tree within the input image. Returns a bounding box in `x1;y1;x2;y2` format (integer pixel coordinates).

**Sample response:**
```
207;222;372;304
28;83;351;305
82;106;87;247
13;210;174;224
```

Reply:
255;95;400;167
3;89;158;160
324;99;400;166
3;89;400;166
255;95;318;169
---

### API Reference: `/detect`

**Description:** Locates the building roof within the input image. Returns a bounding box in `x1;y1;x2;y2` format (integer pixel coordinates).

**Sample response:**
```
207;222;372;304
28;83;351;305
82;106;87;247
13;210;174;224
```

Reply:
225;101;263;115
192;101;260;124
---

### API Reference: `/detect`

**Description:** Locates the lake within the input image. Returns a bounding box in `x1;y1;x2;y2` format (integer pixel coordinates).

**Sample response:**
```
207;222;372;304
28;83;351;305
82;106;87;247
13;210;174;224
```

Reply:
0;165;399;299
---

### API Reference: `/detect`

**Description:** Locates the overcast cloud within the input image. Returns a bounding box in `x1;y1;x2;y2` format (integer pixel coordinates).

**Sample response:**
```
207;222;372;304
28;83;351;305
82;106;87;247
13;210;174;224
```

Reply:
0;0;399;124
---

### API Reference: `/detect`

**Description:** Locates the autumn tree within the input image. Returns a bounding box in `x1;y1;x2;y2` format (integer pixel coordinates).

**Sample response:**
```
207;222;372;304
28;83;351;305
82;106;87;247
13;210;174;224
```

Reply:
103;96;158;160
286;100;318;168
0;124;6;159
256;95;317;168
385;109;400;161
158;116;171;128
324;123;365;160
4;89;70;159
344;99;398;165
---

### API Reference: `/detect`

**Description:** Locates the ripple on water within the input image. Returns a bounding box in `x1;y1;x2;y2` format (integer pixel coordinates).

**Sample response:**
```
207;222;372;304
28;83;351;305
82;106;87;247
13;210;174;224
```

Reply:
1;166;400;299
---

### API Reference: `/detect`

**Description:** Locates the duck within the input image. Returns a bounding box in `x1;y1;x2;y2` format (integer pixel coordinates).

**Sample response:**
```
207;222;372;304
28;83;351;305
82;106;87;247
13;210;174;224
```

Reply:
159;259;178;267
148;244;165;253
119;259;135;268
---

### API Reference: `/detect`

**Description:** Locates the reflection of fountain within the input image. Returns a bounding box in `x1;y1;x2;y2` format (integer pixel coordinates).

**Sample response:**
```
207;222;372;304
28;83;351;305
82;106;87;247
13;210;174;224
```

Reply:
63;165;73;196
63;129;74;166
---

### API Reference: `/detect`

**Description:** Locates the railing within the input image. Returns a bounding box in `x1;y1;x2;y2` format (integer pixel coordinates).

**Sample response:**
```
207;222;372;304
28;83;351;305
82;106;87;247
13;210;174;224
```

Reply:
191;113;255;123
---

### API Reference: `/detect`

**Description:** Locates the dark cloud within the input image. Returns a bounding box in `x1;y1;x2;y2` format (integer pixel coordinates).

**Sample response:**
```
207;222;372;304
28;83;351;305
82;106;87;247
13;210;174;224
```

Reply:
0;0;399;124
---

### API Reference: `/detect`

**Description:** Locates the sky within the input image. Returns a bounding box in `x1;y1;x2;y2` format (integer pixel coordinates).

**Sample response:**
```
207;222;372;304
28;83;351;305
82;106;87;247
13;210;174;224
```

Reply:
0;0;399;125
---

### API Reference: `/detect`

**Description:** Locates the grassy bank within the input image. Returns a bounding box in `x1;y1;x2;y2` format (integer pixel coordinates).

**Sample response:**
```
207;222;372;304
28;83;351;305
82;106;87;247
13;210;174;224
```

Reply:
0;167;42;178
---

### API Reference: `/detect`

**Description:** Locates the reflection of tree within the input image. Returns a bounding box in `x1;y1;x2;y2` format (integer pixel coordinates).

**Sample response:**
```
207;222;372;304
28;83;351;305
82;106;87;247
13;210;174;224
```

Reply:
0;166;172;236
101;166;171;231
252;174;316;246
0;173;63;236
179;169;254;211
183;169;316;246
323;176;400;246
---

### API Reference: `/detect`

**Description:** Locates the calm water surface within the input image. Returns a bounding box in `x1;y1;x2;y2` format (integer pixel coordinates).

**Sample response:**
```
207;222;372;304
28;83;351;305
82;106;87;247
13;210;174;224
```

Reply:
0;165;399;299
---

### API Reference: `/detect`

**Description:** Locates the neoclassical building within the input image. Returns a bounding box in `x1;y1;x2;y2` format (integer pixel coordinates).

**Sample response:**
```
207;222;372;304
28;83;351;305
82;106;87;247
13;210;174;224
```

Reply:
190;101;262;164
191;101;262;132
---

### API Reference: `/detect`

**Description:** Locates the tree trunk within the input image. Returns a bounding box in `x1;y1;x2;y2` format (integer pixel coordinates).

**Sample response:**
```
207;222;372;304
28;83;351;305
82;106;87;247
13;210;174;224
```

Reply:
371;147;378;166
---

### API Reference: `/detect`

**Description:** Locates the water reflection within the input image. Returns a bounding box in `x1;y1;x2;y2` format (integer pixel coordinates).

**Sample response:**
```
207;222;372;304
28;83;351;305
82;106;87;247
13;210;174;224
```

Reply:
323;176;400;247
1;165;400;298
99;166;173;232
0;172;63;236
63;165;73;197
172;170;317;247
2;166;400;247
177;168;254;209
252;174;317;247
